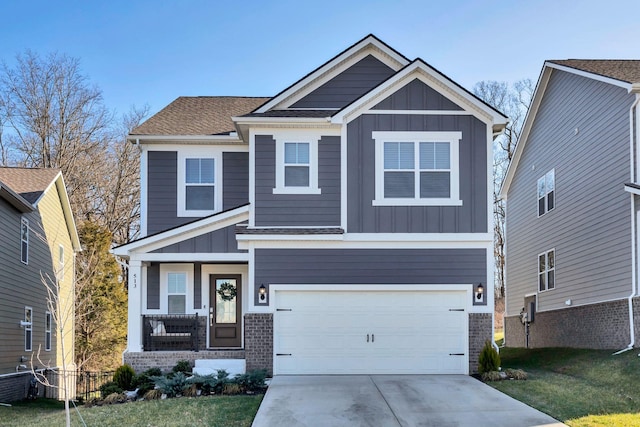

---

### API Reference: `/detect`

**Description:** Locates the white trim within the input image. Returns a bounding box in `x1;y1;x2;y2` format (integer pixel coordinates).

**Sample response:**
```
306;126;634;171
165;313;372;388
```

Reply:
239;237;492;250
372;131;462;206
546;62;633;91
127;134;244;144
233;116;330;124
362;110;475;116
159;264;194;314
534;295;634;314
270;283;471;294
340;124;348;231
255;36;408;113
24;306;32;352
537;248;556;293
44;310;52;351
112;205;249;255
130;253;249;262
177;148;222;217
20;217;29;265
249;129;256;227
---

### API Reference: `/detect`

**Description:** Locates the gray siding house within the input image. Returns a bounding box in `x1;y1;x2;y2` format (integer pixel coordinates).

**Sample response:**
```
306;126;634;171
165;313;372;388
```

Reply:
501;60;640;349
113;35;507;375
0;168;80;402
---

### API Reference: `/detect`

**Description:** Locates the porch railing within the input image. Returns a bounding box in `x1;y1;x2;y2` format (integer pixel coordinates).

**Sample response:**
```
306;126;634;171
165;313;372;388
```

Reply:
142;314;200;352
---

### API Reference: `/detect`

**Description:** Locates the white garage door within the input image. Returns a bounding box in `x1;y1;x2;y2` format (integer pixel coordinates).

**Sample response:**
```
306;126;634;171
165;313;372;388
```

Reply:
274;290;468;375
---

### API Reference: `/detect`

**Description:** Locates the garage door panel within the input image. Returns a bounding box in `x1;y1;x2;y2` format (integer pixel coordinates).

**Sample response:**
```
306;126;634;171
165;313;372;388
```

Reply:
274;290;469;375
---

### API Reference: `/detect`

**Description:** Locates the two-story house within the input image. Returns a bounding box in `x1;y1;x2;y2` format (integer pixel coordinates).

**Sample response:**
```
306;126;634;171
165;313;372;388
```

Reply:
113;35;507;376
501;60;640;350
0;168;80;402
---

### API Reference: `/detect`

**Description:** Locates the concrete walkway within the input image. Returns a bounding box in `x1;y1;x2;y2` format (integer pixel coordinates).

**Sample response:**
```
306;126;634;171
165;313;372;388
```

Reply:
252;375;566;427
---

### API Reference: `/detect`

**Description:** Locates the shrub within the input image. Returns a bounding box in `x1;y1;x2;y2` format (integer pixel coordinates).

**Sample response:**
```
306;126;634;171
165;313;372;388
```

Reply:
113;364;136;390
143;389;162;400
172;360;192;374
103;392;127;404
505;368;528;380
478;340;500;374
183;383;199;397
99;381;123;399
153;372;190;398
133;368;163;396
235;369;268;392
222;383;242;395
481;371;502;382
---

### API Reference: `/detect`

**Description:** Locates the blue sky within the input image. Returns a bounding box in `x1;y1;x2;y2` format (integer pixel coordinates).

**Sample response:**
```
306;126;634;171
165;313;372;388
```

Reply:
2;0;639;117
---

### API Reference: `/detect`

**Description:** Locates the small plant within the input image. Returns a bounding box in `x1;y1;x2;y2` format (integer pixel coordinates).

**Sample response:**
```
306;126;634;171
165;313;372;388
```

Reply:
99;381;123;399
481;371;502;382
183;383;199;397
505;368;528;380
103;392;127;405
143;389;162;400
153;372;190;398
222;383;242;395
113;364;136;390
133;368;163;396
172;360;192;374
478;340;501;374
235;369;268;392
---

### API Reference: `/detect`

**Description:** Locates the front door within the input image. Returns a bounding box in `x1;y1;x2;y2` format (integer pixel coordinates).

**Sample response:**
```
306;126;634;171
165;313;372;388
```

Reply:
209;275;242;347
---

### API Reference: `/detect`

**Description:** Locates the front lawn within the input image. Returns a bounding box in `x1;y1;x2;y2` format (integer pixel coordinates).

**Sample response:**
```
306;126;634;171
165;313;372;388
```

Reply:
490;347;640;426
0;395;262;427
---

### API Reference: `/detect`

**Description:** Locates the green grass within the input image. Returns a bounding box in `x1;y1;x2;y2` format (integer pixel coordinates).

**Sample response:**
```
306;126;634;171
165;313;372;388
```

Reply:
0;395;263;427
490;347;640;426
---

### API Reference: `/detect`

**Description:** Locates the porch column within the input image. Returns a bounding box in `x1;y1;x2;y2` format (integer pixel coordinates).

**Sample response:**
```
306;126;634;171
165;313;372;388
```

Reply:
127;260;143;352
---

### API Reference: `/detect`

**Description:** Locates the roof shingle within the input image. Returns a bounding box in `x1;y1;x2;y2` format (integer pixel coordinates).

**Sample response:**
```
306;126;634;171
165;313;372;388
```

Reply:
131;96;271;136
0;167;60;203
549;60;640;84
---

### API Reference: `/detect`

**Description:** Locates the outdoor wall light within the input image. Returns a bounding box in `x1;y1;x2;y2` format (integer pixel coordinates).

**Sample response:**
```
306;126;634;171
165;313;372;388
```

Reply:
258;284;267;304
475;283;484;303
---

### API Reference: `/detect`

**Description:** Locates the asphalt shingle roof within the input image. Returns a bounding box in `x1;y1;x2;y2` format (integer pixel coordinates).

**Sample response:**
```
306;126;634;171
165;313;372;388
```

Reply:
241;110;336;118
549;60;640;84
0;167;60;203
131;96;271;136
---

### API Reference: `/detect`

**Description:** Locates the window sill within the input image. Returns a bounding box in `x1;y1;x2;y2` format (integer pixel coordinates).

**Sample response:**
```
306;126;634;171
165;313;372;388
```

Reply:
372;198;463;207
177;209;218;218
273;187;321;195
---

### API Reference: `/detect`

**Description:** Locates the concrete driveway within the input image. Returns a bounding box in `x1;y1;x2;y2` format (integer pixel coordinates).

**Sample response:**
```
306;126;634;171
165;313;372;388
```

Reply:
252;375;565;427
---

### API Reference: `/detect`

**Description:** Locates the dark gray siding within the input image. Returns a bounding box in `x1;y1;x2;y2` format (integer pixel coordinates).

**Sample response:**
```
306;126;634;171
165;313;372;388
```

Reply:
373;79;464;110
151;224;244;253
194;262;201;309
254;248;486;305
347;114;487;233
505;69;635;316
147;263;160;309
291;55;395;109
255;135;340;226
223;152;249;210
0;200;56;374
147;151;190;234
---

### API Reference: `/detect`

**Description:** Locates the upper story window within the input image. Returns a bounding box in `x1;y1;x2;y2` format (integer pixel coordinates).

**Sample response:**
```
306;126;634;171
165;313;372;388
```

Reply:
273;131;320;195
537;169;555;216
538;249;555;292
24;307;32;351
177;150;221;217
45;311;52;351
21;217;29;264
373;131;462;206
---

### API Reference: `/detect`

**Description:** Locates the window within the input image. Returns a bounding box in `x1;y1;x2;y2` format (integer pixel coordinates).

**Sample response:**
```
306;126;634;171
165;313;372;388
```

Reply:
538;249;555;292
21;218;29;264
177;150;221;217
273;131;321;195
45;311;52;351
57;245;64;281
537;169;555;216
24;307;32;351
373;131;462;206
167;272;187;314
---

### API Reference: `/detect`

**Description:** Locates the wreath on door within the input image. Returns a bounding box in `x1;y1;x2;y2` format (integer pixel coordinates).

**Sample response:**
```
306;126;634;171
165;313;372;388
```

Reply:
217;281;237;301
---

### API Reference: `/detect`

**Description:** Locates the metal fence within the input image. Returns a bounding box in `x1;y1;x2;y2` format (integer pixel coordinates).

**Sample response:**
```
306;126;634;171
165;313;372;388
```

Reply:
45;369;115;401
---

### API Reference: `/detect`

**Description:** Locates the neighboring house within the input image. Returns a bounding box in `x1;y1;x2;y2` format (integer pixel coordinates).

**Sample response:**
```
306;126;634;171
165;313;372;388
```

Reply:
0;168;80;402
501;60;640;349
112;35;507;376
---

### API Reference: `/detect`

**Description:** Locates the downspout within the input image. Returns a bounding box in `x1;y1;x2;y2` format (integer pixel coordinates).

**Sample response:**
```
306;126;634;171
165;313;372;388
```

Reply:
614;91;640;355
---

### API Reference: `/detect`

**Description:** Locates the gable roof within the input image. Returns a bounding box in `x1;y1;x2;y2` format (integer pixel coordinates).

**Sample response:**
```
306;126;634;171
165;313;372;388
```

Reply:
0;179;33;213
253;34;410;113
131;96;270;136
501;60;640;199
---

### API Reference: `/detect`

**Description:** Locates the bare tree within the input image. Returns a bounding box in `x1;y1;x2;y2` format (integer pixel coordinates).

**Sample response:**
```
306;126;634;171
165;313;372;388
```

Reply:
473;79;534;298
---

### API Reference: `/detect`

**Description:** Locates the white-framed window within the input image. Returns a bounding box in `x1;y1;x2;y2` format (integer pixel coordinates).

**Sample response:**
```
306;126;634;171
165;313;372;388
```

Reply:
373;131;462;206
273;131;321;195
21;217;29;264
24;307;32;351
167;272;187;314
537;169;555;216
57;244;64;282
177;149;222;217
538;249;555;292
159;264;193;314
45;311;52;351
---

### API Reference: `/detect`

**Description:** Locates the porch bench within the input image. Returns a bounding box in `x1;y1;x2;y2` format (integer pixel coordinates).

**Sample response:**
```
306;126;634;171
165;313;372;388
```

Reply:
143;315;199;351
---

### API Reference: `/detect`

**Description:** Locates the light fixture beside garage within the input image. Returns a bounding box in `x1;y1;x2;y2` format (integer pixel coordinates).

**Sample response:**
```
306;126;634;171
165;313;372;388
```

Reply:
258;284;267;304
475;283;484;303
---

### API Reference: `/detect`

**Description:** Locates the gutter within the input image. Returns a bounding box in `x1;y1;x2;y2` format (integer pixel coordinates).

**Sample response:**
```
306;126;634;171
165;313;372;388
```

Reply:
615;91;640;355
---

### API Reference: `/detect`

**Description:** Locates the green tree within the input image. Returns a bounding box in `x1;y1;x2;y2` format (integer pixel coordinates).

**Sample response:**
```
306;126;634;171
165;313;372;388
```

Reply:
75;221;127;371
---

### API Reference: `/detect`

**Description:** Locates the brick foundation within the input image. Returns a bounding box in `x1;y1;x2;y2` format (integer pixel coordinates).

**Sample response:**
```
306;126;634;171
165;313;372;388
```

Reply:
469;313;492;374
505;297;640;349
124;349;245;374
244;313;273;375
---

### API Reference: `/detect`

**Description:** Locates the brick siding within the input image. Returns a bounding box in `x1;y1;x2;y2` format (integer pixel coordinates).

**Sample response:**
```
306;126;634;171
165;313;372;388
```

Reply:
244;313;273;375
469;313;492;374
504;297;640;349
124;349;245;373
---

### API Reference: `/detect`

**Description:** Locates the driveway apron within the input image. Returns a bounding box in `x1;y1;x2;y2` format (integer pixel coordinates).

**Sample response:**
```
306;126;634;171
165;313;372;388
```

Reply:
252;375;566;427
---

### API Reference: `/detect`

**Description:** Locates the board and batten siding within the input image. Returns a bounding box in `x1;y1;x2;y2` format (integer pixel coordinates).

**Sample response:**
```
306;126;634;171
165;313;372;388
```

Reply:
254;248;486;305
347;113;487;233
0;199;56;374
290;55;396;109
151;225;244;254
254;135;340;226
372;78;464;111
505;69;635;317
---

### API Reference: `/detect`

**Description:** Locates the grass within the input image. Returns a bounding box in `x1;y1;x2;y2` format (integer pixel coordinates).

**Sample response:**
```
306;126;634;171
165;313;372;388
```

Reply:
0;394;263;427
490;347;640;426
